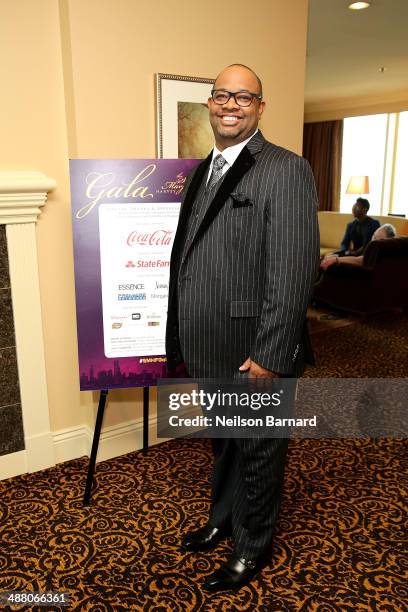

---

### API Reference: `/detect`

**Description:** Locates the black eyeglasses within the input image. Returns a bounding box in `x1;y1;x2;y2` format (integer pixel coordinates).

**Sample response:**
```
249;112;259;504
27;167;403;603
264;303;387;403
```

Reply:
211;89;263;107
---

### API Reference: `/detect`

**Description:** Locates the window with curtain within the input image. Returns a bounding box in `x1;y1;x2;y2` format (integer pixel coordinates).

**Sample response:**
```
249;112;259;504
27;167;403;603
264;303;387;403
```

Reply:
392;112;408;216
303;120;343;211
340;111;408;217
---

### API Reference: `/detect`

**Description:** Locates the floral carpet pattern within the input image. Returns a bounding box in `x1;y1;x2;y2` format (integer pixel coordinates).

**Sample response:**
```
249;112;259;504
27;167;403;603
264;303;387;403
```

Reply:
0;313;407;611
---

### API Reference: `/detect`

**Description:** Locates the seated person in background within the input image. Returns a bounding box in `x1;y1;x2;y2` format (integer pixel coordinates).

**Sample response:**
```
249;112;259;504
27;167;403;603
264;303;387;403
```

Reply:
338;198;380;255
321;224;397;270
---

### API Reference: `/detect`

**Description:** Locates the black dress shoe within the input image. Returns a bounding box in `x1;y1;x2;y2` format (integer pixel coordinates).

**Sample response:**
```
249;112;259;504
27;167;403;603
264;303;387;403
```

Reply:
203;554;264;592
181;523;226;552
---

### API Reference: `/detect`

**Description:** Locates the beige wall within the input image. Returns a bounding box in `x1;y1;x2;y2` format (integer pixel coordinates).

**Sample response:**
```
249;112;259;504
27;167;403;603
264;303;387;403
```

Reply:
66;0;309;158
0;0;92;433
0;0;309;444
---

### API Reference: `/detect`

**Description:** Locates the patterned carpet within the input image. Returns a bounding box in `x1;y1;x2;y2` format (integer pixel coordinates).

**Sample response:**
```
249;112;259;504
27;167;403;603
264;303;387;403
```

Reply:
307;305;360;335
0;312;407;611
306;310;408;378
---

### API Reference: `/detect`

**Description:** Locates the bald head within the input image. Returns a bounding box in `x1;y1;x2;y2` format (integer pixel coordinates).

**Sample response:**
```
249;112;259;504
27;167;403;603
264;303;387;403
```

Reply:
215;64;263;98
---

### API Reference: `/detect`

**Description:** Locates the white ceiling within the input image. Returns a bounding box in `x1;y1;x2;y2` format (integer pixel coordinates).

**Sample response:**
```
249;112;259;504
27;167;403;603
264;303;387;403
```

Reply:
305;0;408;105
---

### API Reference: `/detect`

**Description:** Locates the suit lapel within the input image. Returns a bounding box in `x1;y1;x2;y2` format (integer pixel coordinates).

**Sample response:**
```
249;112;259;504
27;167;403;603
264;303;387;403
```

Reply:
170;131;266;289
185;131;265;255
192;146;254;246
179;154;211;226
170;154;211;264
244;129;265;157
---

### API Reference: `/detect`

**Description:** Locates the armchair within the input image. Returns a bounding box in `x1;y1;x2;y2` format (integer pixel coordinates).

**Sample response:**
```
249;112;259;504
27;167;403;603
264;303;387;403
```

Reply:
313;237;408;314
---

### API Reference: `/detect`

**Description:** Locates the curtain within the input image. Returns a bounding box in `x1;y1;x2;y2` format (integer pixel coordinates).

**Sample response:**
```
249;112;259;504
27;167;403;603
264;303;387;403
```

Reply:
303;120;343;211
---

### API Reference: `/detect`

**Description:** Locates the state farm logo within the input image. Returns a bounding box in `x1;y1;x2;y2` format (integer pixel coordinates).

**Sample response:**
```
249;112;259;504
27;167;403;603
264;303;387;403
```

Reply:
127;229;173;247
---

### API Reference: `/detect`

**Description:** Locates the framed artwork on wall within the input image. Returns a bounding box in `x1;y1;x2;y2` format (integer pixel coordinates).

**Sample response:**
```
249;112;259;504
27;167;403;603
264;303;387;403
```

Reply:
156;73;215;159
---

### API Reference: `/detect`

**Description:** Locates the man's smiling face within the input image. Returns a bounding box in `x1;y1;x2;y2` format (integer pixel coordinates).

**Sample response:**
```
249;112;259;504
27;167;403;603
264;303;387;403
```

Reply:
208;65;265;151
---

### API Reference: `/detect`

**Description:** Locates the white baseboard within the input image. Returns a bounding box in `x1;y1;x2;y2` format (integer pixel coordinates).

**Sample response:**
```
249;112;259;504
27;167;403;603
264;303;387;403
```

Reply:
25;431;55;472
0;449;27;481
54;415;159;465
91;419;142;463
0;430;55;481
53;425;90;465
0;416;159;482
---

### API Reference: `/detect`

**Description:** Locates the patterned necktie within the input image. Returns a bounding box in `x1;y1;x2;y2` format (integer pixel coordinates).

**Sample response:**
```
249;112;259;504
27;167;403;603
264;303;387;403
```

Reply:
207;154;226;191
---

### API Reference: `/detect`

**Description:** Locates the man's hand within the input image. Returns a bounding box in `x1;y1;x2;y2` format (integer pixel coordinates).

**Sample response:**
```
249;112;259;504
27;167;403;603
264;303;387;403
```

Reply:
320;254;338;270
239;357;280;378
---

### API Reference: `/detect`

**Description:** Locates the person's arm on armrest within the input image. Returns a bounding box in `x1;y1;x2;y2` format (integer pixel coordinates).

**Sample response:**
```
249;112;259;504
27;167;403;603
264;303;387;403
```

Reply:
320;254;364;270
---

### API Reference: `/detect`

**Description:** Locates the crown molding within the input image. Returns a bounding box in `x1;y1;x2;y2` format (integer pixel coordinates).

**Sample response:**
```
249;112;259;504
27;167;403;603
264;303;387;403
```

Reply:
0;171;56;224
304;90;408;123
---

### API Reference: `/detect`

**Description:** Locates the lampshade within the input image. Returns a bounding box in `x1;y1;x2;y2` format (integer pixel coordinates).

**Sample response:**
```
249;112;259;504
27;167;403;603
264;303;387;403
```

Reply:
346;176;370;194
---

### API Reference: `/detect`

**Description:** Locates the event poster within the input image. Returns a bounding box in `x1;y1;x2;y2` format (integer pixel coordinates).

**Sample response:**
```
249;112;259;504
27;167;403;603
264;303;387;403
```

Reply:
70;159;199;390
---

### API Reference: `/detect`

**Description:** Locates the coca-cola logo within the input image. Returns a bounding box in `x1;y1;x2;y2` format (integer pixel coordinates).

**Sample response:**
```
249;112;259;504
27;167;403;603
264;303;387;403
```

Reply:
127;229;173;246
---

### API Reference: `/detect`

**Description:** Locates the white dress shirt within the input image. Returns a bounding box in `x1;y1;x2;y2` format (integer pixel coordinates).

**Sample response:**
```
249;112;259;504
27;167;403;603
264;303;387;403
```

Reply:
206;129;258;184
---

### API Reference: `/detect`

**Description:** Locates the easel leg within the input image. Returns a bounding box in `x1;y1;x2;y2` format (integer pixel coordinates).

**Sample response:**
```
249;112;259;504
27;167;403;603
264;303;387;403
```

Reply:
143;386;149;452
83;389;109;505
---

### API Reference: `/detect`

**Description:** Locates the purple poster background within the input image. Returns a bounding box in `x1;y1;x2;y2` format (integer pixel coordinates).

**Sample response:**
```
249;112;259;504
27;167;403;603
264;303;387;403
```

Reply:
70;159;199;390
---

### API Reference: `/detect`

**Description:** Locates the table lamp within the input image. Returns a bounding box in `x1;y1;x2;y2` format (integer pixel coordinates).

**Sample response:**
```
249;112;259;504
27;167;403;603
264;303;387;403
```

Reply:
346;176;370;195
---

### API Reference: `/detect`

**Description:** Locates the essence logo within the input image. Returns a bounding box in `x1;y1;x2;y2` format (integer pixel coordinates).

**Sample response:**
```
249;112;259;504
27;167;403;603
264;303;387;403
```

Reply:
118;283;145;290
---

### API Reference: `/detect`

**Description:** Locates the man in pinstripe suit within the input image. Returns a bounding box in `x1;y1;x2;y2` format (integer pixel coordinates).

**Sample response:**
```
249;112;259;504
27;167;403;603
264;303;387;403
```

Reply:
166;64;319;591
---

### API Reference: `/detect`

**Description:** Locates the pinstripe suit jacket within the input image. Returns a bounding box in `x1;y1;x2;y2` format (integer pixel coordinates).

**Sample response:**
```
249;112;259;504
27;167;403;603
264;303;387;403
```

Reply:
166;131;319;378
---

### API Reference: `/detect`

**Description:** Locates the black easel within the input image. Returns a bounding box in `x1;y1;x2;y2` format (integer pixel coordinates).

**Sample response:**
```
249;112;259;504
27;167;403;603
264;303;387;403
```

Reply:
142;386;149;453
83;386;150;505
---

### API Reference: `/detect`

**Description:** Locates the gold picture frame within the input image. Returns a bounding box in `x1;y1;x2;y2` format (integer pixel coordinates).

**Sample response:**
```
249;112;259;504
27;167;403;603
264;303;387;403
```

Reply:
156;73;215;159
